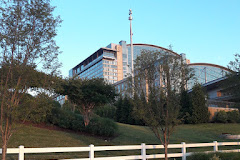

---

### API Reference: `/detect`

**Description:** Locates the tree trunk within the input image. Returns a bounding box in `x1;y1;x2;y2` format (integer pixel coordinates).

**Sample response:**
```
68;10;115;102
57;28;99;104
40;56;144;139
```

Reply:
164;145;168;160
2;140;7;160
164;131;168;160
83;114;90;126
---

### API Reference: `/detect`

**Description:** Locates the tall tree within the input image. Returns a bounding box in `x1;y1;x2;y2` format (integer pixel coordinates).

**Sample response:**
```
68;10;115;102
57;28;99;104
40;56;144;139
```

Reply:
179;90;192;123
189;83;209;124
0;0;61;159
132;49;193;160
56;78;117;126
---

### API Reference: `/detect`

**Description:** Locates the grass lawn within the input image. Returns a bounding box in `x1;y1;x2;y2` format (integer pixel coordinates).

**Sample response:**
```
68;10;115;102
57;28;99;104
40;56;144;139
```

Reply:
2;123;240;159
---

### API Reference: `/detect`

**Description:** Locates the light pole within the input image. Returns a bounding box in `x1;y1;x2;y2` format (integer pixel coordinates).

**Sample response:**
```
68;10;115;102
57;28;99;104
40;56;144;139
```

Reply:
129;9;134;95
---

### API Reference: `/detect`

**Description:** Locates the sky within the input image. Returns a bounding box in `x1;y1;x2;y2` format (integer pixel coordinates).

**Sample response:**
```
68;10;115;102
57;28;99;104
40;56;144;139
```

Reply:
51;0;240;77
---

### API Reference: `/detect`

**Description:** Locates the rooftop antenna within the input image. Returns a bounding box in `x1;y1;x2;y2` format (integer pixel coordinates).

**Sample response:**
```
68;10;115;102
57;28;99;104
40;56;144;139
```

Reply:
129;9;134;95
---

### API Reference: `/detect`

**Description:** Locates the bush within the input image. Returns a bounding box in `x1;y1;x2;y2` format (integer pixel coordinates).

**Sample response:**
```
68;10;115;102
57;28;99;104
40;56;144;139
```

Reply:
86;116;117;137
18;93;61;123
94;104;116;119
47;106;74;128
62;100;75;112
214;111;228;123
48;107;118;137
227;110;239;123
71;114;85;131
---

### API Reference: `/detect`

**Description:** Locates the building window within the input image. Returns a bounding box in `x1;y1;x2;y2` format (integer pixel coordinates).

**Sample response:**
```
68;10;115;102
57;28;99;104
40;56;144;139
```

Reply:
217;91;221;97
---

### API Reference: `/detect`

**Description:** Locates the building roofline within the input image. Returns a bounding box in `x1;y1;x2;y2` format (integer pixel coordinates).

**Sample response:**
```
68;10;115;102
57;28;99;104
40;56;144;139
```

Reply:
101;47;117;52
72;47;117;70
126;43;181;57
189;63;233;73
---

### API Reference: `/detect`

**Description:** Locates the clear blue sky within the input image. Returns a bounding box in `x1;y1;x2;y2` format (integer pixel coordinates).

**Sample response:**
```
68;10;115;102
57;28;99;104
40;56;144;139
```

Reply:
52;0;240;77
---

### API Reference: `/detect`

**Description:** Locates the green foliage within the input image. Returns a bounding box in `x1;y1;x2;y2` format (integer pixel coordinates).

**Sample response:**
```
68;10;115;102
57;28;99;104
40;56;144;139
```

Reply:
214;110;239;123
222;54;240;102
210;154;221;160
227;110;240;123
179;90;192;124
57;78;116;106
62;100;76;112
94;104;116;120
28;94;60;123
56;78;117;126
48;107;118;137
0;0;62;158
189;83;209;124
86;116;118;137
214;111;228;123
115;97;144;125
17;93;61;123
131;49;194;160
115;97;123;122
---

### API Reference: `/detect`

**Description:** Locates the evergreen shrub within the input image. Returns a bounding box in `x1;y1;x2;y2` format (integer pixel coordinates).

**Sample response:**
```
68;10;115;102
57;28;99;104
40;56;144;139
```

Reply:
94;104;116;120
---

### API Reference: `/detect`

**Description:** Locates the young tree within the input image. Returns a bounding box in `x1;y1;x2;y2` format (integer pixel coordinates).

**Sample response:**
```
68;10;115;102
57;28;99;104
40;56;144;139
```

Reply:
0;0;61;159
132;50;193;160
56;78;117;126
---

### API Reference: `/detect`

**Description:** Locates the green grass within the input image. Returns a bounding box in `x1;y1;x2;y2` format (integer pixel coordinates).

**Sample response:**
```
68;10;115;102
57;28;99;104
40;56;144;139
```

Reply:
2;123;240;159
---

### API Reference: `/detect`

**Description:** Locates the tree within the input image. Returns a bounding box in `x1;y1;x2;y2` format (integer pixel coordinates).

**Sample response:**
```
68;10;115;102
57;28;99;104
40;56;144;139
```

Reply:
189;83;209;124
115;96;123;122
132;49;193;160
222;54;240;102
179;90;192;123
115;96;135;124
56;78;117;126
0;0;61;159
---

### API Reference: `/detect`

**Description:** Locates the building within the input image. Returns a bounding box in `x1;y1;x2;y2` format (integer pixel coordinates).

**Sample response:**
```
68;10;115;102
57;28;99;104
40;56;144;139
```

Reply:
68;41;232;93
190;76;238;120
69;41;190;83
60;41;233;111
69;41;128;84
188;63;232;90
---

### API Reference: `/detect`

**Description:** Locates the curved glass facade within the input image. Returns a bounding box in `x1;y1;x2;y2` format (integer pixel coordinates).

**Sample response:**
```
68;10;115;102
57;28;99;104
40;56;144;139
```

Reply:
188;64;231;89
126;44;179;77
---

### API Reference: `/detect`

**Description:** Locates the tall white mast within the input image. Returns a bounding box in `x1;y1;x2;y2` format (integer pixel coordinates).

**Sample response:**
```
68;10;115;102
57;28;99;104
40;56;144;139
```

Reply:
129;9;134;94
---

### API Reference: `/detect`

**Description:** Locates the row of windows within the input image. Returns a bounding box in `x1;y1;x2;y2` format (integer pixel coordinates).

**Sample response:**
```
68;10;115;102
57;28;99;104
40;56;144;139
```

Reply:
103;68;117;72
105;79;118;84
79;61;103;78
115;82;129;93
80;71;103;79
123;62;128;66
103;64;117;69
104;72;118;76
103;60;117;65
103;75;117;80
122;53;128;78
74;55;103;75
